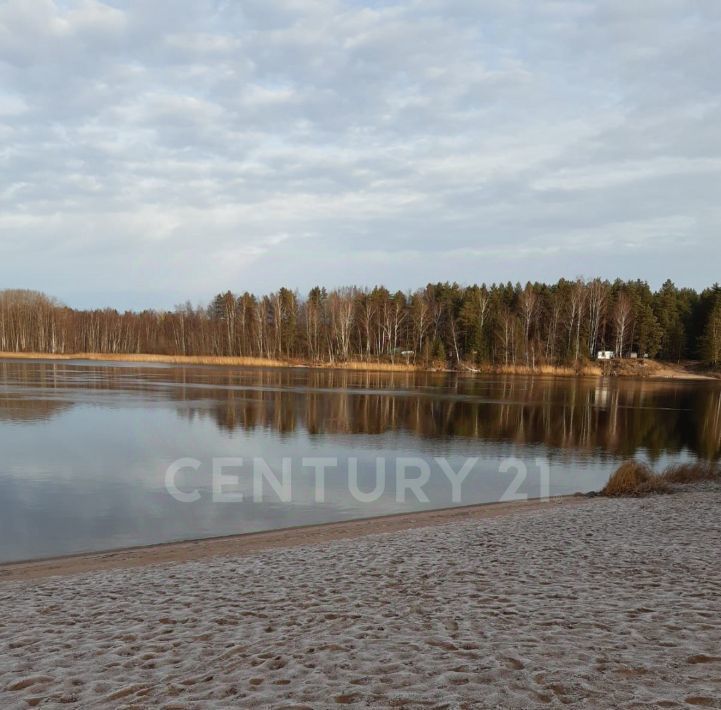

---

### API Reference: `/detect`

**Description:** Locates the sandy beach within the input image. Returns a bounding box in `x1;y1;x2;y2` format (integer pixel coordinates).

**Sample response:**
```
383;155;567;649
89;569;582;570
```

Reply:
0;497;581;583
1;486;720;708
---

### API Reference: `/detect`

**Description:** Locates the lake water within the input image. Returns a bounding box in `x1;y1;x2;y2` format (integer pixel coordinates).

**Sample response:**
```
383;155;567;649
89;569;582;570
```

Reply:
1;358;719;563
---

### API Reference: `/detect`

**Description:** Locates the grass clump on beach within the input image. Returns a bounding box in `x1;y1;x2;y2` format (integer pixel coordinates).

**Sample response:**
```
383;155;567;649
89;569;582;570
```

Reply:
601;461;672;497
662;462;720;484
601;459;721;497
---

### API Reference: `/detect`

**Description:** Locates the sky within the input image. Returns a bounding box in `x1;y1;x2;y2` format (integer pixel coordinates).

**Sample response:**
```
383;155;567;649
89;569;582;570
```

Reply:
1;0;720;310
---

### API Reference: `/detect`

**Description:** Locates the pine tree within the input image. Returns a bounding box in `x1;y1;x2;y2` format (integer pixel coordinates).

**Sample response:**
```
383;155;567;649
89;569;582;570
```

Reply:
702;299;721;366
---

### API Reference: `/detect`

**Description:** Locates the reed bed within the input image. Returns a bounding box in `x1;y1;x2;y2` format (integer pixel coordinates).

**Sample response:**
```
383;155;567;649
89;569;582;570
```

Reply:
0;352;708;379
0;352;289;368
0;352;421;372
324;360;419;372
0;352;603;375
490;363;601;377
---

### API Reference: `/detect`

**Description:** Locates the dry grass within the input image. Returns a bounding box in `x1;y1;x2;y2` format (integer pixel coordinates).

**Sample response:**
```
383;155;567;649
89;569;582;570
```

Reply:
0;353;602;376
0;352;289;368
601;459;721;497
0;352;420;372
601;461;672;497
662;462;720;484
327;360;419;372
471;363;602;377
0;351;712;379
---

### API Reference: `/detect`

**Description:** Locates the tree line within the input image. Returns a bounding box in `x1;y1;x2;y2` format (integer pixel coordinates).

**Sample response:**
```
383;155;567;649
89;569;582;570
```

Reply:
1;279;720;367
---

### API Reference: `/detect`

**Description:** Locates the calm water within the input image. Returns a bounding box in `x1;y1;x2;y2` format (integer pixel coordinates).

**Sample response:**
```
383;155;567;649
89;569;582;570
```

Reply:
1;359;719;563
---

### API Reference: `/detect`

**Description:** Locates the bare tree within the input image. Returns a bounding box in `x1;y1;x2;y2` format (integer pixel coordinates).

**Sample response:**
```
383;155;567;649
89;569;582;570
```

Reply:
519;283;538;366
613;292;633;358
586;279;608;358
566;279;586;362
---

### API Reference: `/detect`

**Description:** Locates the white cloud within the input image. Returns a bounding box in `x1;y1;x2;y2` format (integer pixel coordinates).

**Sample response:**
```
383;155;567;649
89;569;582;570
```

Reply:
0;94;28;115
0;0;719;308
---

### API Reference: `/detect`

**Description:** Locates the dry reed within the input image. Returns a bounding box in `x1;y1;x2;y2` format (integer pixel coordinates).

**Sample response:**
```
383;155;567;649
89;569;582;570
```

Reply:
0;352;420;372
662;462;720;484
0;352;289;367
491;363;601;377
601;461;672;497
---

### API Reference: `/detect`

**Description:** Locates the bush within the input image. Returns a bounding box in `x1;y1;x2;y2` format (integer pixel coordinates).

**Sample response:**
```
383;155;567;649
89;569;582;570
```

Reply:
662;462;720;484
601;461;672;497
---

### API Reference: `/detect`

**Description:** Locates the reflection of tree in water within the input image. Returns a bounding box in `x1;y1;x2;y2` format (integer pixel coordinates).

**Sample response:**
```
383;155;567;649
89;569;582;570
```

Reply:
0;397;73;423
1;360;719;460
696;390;721;460
180;375;721;462
0;360;77;422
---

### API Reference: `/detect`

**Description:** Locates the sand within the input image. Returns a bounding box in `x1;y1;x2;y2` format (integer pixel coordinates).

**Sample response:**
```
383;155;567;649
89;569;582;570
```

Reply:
1;486;720;708
0;497;581;583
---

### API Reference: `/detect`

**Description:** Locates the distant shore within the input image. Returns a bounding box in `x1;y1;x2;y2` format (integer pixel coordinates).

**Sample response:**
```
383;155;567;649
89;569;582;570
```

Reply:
0;351;717;380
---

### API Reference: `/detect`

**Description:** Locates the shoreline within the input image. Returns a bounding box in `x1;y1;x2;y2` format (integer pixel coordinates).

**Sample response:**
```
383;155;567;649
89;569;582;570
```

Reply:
2;485;720;707
0;495;587;583
0;351;717;380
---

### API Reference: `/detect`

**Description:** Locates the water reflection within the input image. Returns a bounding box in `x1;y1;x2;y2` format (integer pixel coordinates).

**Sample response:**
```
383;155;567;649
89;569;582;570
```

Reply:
2;360;719;461
1;359;719;562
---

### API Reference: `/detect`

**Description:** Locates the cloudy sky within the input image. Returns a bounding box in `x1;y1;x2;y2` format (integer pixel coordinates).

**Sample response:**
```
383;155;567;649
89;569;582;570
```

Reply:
1;0;719;309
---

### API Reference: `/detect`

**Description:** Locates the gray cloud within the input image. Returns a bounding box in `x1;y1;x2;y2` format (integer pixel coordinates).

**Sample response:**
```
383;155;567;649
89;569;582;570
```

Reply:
0;0;719;309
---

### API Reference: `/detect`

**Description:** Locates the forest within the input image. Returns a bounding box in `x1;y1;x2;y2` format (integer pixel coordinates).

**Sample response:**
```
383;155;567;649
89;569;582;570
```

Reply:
0;279;720;368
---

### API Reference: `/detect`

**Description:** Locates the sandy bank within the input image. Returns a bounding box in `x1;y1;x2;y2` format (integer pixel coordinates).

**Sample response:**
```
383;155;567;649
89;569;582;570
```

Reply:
0;496;580;583
1;485;720;708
